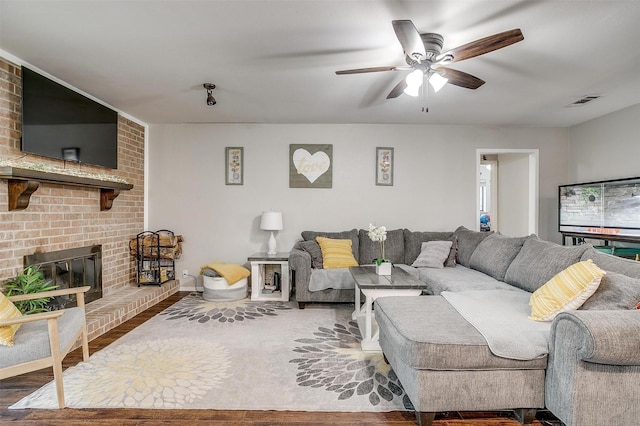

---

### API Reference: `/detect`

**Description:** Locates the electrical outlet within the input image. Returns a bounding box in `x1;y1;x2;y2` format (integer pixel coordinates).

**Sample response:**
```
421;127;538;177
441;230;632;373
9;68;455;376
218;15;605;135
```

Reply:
182;269;188;277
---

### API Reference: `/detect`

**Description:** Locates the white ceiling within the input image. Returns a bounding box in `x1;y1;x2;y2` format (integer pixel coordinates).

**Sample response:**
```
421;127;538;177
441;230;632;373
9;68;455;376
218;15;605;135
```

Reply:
1;0;639;127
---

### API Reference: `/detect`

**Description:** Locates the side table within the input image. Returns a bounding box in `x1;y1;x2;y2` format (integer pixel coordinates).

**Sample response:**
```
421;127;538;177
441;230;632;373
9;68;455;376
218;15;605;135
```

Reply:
248;252;290;301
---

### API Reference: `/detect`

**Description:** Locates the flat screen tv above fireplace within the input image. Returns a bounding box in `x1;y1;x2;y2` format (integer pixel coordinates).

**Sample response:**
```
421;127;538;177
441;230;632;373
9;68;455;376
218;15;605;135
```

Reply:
558;176;640;241
21;66;118;169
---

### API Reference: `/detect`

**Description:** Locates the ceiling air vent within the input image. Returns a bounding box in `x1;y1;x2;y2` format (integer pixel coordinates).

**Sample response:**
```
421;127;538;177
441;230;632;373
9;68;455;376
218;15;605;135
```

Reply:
567;95;601;107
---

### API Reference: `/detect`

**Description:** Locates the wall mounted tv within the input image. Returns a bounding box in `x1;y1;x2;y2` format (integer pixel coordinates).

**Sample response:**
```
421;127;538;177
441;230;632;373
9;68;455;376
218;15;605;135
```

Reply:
21;66;118;169
559;176;640;241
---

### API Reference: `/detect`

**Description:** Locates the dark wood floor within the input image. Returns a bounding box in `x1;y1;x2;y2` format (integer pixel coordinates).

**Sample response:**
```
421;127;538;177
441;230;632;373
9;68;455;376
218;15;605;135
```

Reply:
1;291;563;425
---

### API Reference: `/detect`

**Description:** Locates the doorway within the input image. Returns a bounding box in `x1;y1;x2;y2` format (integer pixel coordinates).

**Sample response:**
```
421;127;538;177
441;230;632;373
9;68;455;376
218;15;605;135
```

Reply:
476;149;539;236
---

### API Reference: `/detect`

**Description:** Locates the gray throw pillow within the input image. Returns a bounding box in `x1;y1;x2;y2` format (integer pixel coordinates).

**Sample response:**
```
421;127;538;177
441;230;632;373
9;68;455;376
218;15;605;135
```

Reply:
403;229;455;265
298;240;323;269
444;236;458;267
468;233;530;281
580;272;640;310
452;226;494;268
504;237;589;293
581;247;640;279
412;240;453;268
301;229;359;261
358;228;405;265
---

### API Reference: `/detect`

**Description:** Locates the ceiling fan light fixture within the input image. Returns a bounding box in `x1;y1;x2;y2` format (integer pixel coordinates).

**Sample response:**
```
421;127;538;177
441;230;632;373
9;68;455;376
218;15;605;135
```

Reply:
403;69;424;97
405;69;423;87
429;72;448;93
403;84;421;97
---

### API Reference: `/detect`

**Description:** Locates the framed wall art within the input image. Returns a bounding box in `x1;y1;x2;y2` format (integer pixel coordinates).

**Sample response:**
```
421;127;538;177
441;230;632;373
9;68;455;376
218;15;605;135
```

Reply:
289;144;333;188
376;147;394;186
225;147;243;185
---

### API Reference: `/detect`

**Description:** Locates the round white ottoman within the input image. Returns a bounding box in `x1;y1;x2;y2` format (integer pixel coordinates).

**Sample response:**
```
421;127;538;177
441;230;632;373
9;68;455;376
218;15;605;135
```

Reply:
202;276;247;301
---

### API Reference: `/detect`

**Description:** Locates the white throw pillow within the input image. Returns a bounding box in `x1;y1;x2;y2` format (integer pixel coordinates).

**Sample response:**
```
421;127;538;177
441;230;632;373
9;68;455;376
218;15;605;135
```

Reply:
412;240;453;269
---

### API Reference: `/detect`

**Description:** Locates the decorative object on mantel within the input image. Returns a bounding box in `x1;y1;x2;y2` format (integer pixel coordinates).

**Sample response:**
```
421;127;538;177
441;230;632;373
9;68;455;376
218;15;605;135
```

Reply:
260;211;283;255
0;159;133;211
367;223;391;275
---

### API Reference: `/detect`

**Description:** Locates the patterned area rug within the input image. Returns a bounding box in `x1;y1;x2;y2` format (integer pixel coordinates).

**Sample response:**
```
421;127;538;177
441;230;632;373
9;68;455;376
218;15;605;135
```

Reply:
11;293;413;412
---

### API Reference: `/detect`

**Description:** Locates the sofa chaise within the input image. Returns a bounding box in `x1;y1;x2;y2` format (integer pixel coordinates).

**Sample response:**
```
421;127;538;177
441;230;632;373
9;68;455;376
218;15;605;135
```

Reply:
289;226;640;426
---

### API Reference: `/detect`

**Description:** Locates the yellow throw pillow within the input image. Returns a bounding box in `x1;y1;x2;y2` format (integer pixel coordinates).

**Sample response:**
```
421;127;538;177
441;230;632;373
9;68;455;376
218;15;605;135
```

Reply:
529;259;605;322
315;237;359;269
0;292;23;346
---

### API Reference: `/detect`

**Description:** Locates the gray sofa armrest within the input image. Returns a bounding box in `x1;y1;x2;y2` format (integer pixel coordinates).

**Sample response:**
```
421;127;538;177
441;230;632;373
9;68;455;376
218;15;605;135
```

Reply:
554;310;640;365
289;243;312;292
545;310;640;426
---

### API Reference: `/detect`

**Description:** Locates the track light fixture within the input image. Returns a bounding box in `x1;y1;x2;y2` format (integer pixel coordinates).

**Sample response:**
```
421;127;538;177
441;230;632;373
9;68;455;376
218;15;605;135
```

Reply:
203;83;216;106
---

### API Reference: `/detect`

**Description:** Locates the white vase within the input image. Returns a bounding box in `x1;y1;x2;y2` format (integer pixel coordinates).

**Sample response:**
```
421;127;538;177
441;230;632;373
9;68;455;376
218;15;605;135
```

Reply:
376;262;392;275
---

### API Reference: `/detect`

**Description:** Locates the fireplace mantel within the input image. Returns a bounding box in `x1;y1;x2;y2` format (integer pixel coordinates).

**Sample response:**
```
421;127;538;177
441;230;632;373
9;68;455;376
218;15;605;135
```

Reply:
0;166;134;211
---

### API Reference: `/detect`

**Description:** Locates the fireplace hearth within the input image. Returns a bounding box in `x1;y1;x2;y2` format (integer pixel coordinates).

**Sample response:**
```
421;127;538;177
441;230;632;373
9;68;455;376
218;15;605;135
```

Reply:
24;245;103;308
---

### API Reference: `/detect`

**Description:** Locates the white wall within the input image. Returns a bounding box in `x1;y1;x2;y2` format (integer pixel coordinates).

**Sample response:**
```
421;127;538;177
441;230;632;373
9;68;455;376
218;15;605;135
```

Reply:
497;154;531;237
568;103;640;183
147;123;568;282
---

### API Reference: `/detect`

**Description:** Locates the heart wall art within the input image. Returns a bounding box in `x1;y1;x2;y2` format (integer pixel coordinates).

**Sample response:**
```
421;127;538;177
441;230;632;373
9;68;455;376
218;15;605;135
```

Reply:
289;144;333;188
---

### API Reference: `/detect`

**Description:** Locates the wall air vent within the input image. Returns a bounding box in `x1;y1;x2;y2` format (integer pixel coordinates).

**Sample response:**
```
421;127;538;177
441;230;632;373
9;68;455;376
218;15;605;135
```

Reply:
566;95;601;107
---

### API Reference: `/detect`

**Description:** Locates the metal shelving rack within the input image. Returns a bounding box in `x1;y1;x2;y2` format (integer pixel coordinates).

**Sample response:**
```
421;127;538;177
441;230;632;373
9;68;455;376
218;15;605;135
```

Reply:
135;229;176;286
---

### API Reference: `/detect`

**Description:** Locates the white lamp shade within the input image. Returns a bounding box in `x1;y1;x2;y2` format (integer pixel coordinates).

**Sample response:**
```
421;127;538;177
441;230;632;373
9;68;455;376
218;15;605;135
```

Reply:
260;211;283;231
428;72;448;93
403;69;424;97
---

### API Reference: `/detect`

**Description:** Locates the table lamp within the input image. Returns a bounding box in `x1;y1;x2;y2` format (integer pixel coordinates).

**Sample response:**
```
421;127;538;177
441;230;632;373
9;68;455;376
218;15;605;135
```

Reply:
260;211;283;255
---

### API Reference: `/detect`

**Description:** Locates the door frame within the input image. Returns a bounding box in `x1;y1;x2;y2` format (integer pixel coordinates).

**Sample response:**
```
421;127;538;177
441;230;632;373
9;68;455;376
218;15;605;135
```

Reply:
475;149;539;235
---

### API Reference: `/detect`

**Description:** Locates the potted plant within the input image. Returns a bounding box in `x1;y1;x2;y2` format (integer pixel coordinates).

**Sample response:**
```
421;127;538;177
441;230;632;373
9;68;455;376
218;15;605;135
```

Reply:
367;223;392;275
3;265;58;314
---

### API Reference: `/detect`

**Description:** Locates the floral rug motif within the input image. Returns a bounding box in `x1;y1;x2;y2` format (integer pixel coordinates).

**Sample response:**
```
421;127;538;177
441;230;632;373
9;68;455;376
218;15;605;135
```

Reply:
291;320;413;409
159;293;293;323
11;294;410;412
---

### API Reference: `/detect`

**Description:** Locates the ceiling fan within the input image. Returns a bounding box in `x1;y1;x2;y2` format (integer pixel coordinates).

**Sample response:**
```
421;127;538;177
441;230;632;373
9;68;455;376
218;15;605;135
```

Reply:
335;20;524;99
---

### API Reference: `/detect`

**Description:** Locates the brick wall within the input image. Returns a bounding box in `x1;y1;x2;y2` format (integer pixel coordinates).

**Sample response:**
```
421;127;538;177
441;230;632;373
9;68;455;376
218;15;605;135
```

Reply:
0;56;145;295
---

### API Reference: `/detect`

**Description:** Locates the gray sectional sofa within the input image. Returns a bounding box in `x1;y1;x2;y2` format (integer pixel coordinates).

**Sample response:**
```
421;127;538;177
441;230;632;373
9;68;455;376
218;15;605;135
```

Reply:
289;226;640;426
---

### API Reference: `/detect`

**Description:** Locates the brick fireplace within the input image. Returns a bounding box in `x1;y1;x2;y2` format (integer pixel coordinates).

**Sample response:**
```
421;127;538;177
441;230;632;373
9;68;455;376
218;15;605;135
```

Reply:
0;56;178;342
25;245;104;307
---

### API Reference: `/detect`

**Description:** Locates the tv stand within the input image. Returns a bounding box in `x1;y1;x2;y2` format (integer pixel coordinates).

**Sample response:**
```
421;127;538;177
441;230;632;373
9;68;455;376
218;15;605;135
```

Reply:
561;232;640;246
561;232;640;260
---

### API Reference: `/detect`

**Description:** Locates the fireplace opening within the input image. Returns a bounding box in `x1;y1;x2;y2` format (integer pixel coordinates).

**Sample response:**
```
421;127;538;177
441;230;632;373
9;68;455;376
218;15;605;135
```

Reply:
24;245;102;309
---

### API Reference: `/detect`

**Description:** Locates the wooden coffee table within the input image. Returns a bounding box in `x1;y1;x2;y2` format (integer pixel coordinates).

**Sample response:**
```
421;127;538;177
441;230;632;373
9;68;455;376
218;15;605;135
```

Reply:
349;265;427;351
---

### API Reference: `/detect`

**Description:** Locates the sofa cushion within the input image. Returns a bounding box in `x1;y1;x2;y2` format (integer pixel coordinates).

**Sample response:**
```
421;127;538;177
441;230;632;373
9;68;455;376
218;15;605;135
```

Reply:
452;226;494;268
580;272;640;310
504;237;589;293
358;228;405;265
411;241;452;269
413;265;520;295
529;259;606;321
581;246;640;278
403;229;454;265
469;233;530;281
298;240;324;269
302;229;359;261
315;237;358;269
375;296;547;370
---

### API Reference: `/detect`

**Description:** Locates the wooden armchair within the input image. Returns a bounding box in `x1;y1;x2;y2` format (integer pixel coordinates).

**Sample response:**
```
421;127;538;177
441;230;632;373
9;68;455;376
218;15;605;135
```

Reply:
0;286;90;408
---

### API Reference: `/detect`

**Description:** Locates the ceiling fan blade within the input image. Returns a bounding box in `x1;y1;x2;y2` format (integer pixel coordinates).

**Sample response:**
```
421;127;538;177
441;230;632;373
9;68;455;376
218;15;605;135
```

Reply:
440;29;524;63
392;20;426;61
437;67;485;89
335;66;400;75
387;79;408;99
